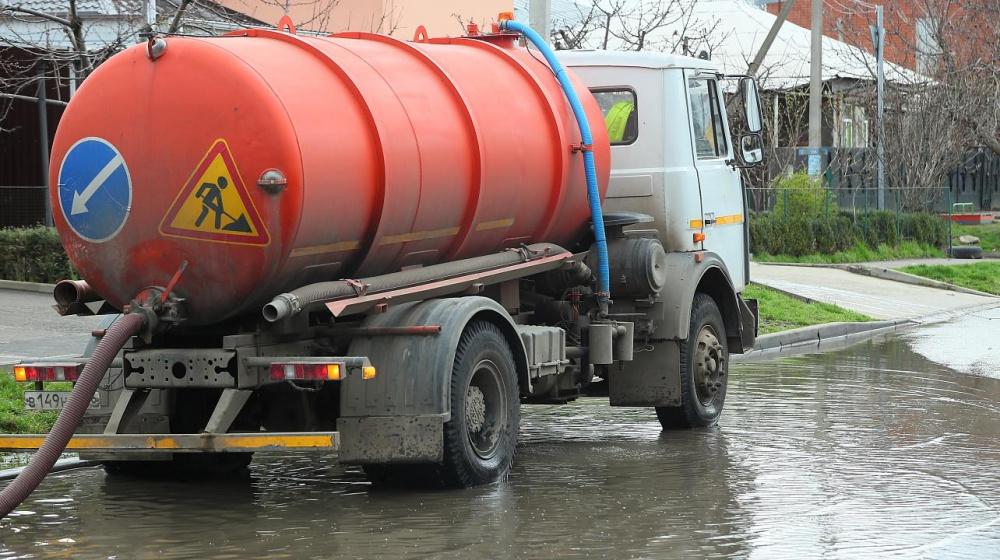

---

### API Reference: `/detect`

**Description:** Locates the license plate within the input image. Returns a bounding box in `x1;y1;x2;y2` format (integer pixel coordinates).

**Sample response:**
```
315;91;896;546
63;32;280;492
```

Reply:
24;391;102;411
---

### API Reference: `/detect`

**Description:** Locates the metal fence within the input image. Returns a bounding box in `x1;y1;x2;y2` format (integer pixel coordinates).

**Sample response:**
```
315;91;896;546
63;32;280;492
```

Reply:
0;186;49;228
755;147;1000;214
4;148;999;228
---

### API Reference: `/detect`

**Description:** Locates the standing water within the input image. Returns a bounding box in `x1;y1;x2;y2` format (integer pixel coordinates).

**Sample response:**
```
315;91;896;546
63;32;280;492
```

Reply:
1;313;999;559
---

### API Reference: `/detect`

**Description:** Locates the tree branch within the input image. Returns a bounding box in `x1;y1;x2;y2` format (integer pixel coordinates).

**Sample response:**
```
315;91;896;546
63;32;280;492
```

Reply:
0;5;72;27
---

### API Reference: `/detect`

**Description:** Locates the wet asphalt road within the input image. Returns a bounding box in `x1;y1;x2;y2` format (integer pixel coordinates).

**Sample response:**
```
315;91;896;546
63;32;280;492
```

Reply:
0;290;103;366
0;294;998;559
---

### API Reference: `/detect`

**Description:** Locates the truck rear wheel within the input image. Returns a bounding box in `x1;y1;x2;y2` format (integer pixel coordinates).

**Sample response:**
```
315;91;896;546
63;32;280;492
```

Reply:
441;320;520;487
656;294;728;429
364;320;519;489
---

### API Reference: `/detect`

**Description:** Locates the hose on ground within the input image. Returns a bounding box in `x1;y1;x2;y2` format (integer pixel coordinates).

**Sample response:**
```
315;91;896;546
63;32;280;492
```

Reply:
0;313;144;518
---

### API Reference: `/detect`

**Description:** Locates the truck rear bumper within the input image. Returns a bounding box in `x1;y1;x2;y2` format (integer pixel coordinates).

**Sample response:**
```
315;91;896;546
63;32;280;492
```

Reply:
0;432;339;453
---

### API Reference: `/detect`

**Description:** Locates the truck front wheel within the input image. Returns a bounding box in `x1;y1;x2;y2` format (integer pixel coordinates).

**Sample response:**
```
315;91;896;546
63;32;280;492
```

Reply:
656;293;729;429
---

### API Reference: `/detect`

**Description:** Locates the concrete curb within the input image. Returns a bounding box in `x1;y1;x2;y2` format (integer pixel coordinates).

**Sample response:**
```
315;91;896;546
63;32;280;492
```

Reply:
0;279;55;294
753;261;833;269
734;320;911;363
735;299;1000;362
0;458;101;481
840;264;998;298
751;319;910;351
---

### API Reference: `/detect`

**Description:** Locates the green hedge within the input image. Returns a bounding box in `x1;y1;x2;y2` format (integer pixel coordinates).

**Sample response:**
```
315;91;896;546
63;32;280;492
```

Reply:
0;226;76;283
750;211;948;257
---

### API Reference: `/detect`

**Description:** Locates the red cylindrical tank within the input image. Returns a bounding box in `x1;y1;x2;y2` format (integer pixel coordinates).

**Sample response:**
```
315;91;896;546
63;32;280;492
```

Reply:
49;29;611;325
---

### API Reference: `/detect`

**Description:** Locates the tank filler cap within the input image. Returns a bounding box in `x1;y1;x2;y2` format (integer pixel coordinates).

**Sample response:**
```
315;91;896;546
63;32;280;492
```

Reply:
258;169;287;194
146;36;167;61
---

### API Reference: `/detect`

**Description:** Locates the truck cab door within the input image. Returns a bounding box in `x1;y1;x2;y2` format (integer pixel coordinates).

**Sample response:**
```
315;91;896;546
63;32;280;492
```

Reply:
685;73;746;288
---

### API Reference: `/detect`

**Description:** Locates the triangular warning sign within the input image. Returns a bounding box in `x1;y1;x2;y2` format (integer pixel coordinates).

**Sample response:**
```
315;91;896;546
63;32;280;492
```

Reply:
159;139;270;246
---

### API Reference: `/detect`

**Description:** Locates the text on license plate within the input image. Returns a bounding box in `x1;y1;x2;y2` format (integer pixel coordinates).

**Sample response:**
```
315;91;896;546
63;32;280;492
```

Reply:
24;391;102;411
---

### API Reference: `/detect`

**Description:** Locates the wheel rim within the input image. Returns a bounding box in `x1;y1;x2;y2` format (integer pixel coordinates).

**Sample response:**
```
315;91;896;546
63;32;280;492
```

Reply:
693;324;726;407
465;358;507;460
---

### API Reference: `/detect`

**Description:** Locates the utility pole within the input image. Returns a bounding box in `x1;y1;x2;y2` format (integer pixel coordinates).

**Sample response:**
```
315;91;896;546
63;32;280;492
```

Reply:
529;0;552;44
871;5;886;210
749;0;797;76
809;0;823;149
145;0;156;29
36;65;52;227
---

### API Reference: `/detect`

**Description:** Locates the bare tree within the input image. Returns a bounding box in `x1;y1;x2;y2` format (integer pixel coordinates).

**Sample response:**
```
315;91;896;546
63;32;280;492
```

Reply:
551;0;723;55
0;0;136;130
0;0;358;131
813;0;1000;211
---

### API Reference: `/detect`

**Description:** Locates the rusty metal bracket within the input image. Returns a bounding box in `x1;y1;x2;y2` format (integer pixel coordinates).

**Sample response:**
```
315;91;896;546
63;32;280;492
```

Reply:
344;278;370;297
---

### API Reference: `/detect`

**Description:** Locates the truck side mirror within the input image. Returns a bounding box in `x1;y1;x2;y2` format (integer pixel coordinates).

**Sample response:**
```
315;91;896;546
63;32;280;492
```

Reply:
741;78;763;134
740;133;764;165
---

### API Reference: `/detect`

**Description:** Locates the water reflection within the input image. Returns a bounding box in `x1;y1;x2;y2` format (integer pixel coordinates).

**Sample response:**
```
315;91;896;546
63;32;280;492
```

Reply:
1;333;998;559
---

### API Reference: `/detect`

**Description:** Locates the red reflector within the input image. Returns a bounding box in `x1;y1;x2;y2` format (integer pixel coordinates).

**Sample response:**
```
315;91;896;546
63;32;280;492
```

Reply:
12;363;80;382
269;362;344;381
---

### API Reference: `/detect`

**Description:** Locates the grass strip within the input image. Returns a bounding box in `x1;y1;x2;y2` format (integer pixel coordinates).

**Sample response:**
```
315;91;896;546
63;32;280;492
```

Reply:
0;375;67;434
754;241;944;264
900;262;1000;296
743;283;874;335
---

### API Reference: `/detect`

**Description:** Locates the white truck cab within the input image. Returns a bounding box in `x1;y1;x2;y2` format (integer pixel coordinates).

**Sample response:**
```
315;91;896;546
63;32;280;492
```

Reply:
552;50;762;421
560;50;756;289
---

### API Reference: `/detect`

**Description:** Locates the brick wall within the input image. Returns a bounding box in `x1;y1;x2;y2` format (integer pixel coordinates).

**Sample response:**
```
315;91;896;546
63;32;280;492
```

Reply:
766;0;978;73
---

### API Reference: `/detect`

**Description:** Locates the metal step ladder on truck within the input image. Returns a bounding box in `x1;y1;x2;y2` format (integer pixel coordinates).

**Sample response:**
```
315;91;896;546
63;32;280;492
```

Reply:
0;14;765;510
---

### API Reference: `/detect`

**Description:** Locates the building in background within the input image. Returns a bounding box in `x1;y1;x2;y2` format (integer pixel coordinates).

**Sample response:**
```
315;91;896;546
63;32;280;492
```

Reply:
764;0;976;75
215;0;510;37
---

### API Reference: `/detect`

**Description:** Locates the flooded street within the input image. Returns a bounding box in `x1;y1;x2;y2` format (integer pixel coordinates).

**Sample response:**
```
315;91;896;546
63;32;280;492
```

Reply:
2;314;999;559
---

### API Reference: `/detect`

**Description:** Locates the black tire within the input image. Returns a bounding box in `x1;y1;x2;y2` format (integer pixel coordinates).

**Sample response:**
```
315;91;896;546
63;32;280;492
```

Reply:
656;294;729;429
364;320;520;489
949;245;983;259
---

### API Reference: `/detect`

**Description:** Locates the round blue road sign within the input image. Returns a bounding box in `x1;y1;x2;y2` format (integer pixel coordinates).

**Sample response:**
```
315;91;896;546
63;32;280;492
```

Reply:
58;137;132;242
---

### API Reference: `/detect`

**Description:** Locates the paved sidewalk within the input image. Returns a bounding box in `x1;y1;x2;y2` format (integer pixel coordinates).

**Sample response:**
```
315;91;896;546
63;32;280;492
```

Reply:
749;262;997;320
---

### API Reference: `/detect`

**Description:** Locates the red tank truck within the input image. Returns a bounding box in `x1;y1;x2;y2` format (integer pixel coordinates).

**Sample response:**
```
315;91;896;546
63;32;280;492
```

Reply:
1;15;765;510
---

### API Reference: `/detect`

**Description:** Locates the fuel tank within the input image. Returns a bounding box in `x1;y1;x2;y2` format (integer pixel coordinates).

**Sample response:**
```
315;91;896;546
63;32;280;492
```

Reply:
49;29;611;325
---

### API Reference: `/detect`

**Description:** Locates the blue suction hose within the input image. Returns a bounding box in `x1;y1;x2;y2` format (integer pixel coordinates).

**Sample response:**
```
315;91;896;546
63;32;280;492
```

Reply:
499;19;610;311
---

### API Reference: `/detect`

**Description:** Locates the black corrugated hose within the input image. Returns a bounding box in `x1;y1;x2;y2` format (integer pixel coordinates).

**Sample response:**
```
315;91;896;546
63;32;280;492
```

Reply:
263;243;567;322
0;313;145;518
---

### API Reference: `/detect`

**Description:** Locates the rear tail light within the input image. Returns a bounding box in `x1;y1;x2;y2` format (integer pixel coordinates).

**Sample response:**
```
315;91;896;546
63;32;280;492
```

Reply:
269;362;344;381
12;363;81;382
268;362;377;382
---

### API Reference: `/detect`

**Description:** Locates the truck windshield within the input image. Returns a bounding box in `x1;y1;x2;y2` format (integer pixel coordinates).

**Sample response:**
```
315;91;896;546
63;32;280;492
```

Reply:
591;89;638;145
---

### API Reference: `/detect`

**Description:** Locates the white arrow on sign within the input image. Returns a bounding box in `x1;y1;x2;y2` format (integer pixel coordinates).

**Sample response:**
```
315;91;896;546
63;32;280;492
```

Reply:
70;154;124;215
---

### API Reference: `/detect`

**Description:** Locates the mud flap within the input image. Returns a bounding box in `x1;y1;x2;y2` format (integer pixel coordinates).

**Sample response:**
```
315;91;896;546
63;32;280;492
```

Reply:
740;297;759;352
608;340;682;407
338;415;445;464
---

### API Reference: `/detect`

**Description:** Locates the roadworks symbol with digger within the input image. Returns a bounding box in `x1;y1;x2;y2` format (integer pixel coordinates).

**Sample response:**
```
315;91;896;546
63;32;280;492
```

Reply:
159;139;270;245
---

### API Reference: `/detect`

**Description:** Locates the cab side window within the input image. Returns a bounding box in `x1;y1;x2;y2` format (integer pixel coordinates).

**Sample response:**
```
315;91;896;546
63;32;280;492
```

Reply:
688;78;728;159
591;89;638;145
